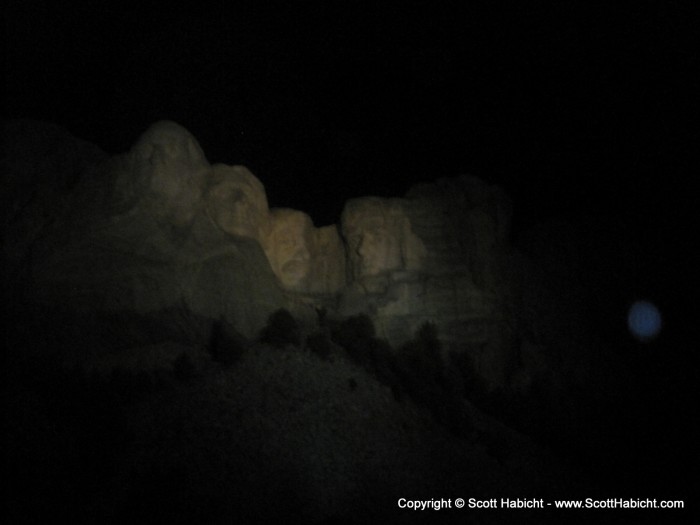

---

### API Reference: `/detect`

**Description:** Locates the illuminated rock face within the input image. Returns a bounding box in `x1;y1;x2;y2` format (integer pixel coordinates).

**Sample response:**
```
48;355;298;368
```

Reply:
19;121;287;339
340;197;426;293
342;197;404;279
121;120;210;227
338;176;516;388
308;224;346;295
205;164;270;241
261;209;346;296
263;208;314;291
7;121;518;386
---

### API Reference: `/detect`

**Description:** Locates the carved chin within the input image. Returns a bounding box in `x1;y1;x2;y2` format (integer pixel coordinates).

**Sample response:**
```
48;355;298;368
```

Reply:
358;259;384;277
221;220;256;239
280;260;309;286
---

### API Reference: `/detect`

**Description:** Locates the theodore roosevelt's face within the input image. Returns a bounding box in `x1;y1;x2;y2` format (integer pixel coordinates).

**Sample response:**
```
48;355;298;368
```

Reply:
264;210;313;290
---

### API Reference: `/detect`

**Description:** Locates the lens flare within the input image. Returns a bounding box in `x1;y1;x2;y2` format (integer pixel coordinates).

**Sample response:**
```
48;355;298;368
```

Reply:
627;300;662;342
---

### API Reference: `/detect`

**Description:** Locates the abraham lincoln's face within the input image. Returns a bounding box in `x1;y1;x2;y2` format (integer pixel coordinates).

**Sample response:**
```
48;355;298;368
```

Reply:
342;199;402;280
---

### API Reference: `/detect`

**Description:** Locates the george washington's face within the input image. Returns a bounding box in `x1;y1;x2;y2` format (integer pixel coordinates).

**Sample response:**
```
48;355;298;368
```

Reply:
130;120;209;226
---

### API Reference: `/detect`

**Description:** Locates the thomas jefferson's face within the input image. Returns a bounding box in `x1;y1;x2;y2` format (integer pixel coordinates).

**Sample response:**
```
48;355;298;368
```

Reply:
265;211;313;289
205;166;268;240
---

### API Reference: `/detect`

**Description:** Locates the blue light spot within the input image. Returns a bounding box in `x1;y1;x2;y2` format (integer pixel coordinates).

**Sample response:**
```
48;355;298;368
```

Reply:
627;300;662;342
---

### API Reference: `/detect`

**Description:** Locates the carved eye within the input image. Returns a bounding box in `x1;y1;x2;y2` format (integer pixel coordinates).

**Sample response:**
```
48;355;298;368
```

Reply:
230;189;246;204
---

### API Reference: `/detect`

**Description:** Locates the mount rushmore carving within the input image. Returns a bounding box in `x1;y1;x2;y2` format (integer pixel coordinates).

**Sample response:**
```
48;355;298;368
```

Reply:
5;120;518;387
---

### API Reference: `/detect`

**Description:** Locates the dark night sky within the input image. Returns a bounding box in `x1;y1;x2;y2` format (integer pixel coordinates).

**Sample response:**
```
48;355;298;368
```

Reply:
3;1;696;231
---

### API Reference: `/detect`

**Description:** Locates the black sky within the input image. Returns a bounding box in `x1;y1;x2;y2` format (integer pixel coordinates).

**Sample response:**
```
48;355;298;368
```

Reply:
3;1;696;230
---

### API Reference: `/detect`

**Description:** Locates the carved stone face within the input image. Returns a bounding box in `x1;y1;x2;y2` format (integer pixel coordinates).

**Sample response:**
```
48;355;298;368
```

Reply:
263;209;313;290
205;164;269;241
341;198;403;280
130;120;209;226
133;121;207;169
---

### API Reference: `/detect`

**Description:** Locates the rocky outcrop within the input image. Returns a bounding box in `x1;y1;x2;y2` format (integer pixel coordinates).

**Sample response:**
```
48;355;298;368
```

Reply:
4;120;522;387
1;120;108;283
336;177;517;388
204;163;271;241
8;120;286;340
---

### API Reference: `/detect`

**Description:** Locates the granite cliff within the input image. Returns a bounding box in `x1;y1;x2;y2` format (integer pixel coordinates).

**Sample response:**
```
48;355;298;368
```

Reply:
4;119;528;389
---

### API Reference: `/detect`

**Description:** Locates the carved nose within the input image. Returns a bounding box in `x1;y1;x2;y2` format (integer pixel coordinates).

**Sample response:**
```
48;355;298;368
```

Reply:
295;246;310;262
357;237;369;257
